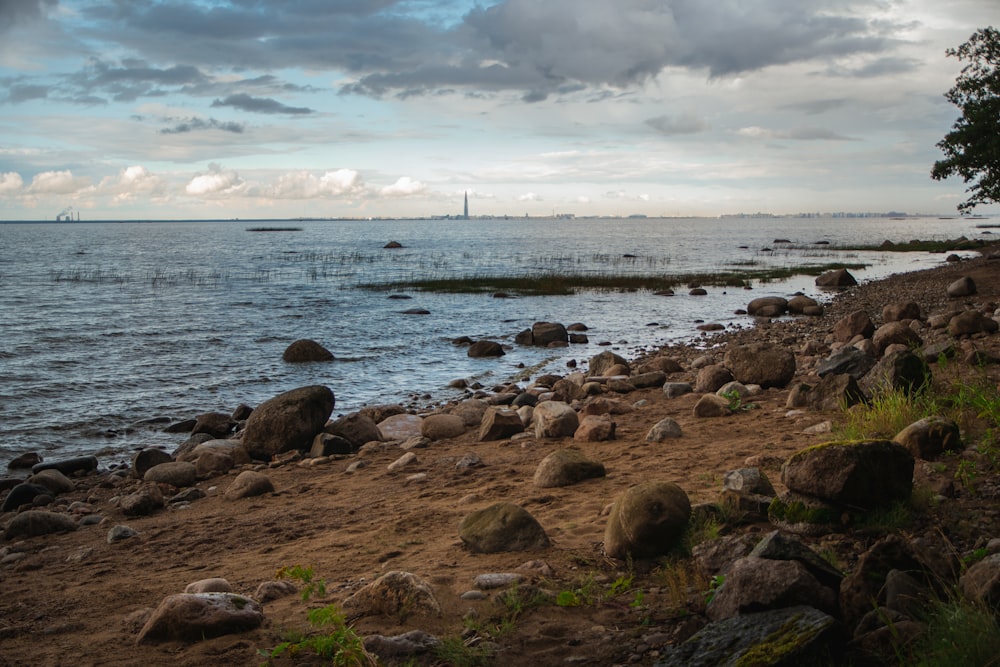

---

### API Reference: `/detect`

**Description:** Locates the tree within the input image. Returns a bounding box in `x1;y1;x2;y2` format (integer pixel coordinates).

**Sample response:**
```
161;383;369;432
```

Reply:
931;26;1000;213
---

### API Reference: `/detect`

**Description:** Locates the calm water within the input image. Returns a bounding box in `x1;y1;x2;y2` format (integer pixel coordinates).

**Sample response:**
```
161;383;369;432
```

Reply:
0;215;987;464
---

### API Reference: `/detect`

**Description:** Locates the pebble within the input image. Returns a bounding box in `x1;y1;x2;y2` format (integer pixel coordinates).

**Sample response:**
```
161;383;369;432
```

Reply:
388;452;417;471
460;590;488;600
473;573;525;590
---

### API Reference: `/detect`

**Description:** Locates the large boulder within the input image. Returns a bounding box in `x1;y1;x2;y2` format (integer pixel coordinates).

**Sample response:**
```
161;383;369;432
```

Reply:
782;440;913;510
947;276;976;297
893;417;962;460
724;343;796;388
833;310;875;343
467;340;505;358
459;502;550;553
241;385;335;461
282;339;334;362
324;411;382;451
521;321;568;347
533;449;606;488
587;350;629;377
478;407;524;441
191;412;235;438
3;510;77;539
816;268;858;287
706;557;838;621
872;321;922;355
948;309;999;336
859;350;930;397
0;483;52;512
136;593;263;643
746;296;788;318
603;481;691;560
533;401;579;438
817;347;876;380
802;374;866;411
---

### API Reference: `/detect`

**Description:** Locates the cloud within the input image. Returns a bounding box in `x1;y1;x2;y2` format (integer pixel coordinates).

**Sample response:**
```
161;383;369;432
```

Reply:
518;192;541;202
264;170;365;199
737;126;854;141
27;170;91;194
645;112;707;135
0;171;24;194
211;93;313;115
185;164;244;196
161;117;246;134
380;176;425;197
4;83;49;103
0;0;56;32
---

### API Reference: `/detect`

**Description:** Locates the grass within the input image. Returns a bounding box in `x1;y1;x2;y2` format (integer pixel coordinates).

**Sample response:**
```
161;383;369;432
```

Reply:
359;263;869;295
834;387;941;441
909;595;1000;666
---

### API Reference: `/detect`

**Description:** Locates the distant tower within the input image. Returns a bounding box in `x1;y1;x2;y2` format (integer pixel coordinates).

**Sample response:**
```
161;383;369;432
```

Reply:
463;191;469;219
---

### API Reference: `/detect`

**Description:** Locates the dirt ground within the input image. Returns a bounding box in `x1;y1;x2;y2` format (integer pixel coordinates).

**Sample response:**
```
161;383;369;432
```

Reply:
2;245;1000;667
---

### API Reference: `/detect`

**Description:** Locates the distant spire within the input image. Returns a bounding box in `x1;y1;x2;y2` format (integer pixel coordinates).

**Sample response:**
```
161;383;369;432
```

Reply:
463;191;469;219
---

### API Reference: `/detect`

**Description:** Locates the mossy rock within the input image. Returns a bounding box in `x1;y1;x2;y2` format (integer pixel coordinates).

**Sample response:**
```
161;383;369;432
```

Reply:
768;492;841;536
459;502;550;553
782;440;913;510
604;481;691;560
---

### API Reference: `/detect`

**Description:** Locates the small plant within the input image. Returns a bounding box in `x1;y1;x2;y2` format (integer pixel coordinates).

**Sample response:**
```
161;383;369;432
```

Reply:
555;573;599;607
955;459;979;493
722;390;757;412
962;547;989;569
910;594;1000;666
835;387;938;440
704;575;725;606
276;564;326;601
432;635;494;667
260;604;376;667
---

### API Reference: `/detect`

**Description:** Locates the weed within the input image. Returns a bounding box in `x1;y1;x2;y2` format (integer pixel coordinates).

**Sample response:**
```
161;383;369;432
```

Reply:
854;500;915;532
276;564;327;601
432;635;494;667
962;547;989;569
955;459;979;493
704;575;726;606
910;595;1000;666
654;558;710;613
834;387;939;440
259;604;376;667
721;390;757;412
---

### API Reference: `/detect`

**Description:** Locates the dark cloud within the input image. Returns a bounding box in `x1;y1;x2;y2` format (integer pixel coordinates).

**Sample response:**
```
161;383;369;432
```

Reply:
160;117;246;134
211;94;313;115
645;113;708;136
5;83;49;103
782;98;850;115
0;0;56;32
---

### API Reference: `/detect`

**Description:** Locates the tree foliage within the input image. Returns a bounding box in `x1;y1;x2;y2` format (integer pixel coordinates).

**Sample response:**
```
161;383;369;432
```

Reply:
931;26;1000;213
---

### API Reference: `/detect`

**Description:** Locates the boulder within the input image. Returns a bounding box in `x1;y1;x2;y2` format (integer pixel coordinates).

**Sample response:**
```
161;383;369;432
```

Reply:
859;350;930;397
224;471;274;500
377;413;423;440
528;321;568;347
241;385;335;460
872;321;923;355
706;557;838;621
7;452;41;469
960;553;1000;610
188;439;250;466
948;309;999;336
144;461;197;488
724;343;796;388
132;448;173;478
364;631;441;660
136;593;263;644
533;401;579;438
603;481;691;560
324;411;382;451
767;491;842;536
343;571;440;616
641;356;683;374
3;510;77;539
833;310;875;343
0;483;52;512
184;578;233;594
787;295;820;314
782;440;913;510
420;413;466;440
282;339;334;362
693;394;732;418
630;371;666;388
27;469;75;495
815;268;857;287
694;364;734;393
467;340;505;358
533;449;606;488
587;350;629;377
882;302;922;322
478;407;524;441
817;347;876;380
309;433;353;457
722;468;775;496
947;276;976;297
646;418;683;441
194;450;235;477
663;382;694;399
804;374;866;411
191;412;235;438
120;483;165;517
552;378;587;402
31;455;98;476
459;502;550;553
573;414;616;441
747;296;788;317
449;399;488;426
893;416;962;460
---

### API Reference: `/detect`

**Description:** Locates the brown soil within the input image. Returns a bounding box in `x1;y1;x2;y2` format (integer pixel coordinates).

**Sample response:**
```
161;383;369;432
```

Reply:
3;247;1000;667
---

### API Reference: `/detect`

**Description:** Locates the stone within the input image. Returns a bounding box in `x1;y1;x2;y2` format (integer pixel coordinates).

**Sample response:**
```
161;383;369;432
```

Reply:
364;630;441;660
551;378;587;402
241;385;335;461
344;571;440;616
254;580;298;603
533;401;579;438
31;455;98;476
587;350;629;377
188;439;250;465
817;347;876;380
107;524;139;544
767;491;841;536
192;412;235;438
120;483;165;516
803;373;866;411
324;411;383;451
663;382;694;398
131;449;173;478
722;468;775;496
706;557;838;621
833;310;875;343
184;578;233;594
467;340;505;358
642;356;684;374
872;321;923;355
717;381;751;401
529;321;568;347
782;440;913;510
694;364;734;393
882;302;922;322
224;471;274;500
603;481;691;560
387;452;418;471
816;267;858;287
144;461;197;487
693;394;731;418
282;339;334;362
788;295;819;314
893;416;962;460
459;502;550;553
378;413;423;440
746;296;788;317
136;593;263;644
449;399;489;426
0;483;51;512
573;414;616;441
859;349;931;397
478;407;524;441
3;510;77;539
533;449;606;488
646;418;683;441
948;309;999;336
749;530;845;589
309;433;353;457
27;469;75;495
421;413;466;440
7;452;42;469
960;553;1000;610
631;371;667;388
947;276;976;297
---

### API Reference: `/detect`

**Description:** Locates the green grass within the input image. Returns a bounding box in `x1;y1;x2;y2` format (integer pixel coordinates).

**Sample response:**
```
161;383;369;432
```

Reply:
834;387;942;441
910;596;1000;666
360;263;868;295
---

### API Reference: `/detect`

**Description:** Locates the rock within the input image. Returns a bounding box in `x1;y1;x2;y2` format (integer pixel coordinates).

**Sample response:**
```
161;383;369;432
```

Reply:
459;502;550;553
872;321;923;355
833;310;875;343
782;440;913;510
573;414;616;441
3;510;77;539
1;483;52;512
960;553;1000;610
657;606;839;667
722;468;775;496
859;349;931;397
947;276;976;297
690;287;707;295
478;407;524;441
192;412;235;438
646;418;683;441
241;385;335;460
749;530;844;589
663;382;694;398
533;449;606;488
188;439;250;465
799;374;865;411
694;394;731;418
27;469;75;495
387;452;418;471
136;593;263;644
473;573;526;589
817;347;877;380
377;413;423;440
552;378;587;402
533;401;579;438
31;455;98;476
948;309;999;336
421;413;466;440
694;364;734;393
7;452;41;469
324;411;383;451
882;302;922;322
767;491;842;536
529;321;568;347
788;295;819;314
107;524;139;544
467;340;505;358
282;339;334;362
893;416;962;460
384;240;403;248
603;481;691;560
184;578;233;594
747;296;788;317
120;483;165;516
724;343;796;388
816;267;857;287
642;356;684;374
224;471;274;500
309;433;353;457
254;580;298;603
706;557;838;621
132;448;173;478
364;630;440;660
344;571;440;616
144;461;197;488
631;371;667;388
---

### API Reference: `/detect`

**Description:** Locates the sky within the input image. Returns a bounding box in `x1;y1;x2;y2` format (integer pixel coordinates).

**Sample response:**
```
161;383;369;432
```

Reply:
0;0;997;220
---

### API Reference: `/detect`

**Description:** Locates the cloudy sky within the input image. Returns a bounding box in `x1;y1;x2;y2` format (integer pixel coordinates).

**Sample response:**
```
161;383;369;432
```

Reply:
0;0;996;220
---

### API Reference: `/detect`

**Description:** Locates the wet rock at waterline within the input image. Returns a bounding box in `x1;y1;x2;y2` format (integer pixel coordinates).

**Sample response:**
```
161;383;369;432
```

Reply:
281;338;334;362
241;385;335;460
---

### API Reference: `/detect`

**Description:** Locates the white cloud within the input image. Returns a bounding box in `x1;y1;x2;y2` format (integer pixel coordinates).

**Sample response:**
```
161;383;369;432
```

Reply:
518;192;541;202
185;164;244;196
266;169;365;199
27;170;90;194
380;176;426;197
0;171;24;194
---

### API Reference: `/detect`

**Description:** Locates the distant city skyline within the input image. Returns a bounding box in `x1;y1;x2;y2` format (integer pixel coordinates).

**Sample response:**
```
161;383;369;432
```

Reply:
1;1;998;220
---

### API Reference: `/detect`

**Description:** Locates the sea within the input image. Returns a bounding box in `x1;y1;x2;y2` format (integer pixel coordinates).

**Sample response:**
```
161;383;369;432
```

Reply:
0;215;990;466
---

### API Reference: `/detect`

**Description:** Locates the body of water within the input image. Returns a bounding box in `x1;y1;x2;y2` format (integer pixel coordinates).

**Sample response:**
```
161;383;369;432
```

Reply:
0;215;987;464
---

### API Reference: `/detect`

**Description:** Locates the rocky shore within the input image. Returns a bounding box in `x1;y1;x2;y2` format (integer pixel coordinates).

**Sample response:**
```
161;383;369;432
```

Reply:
2;245;1000;667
